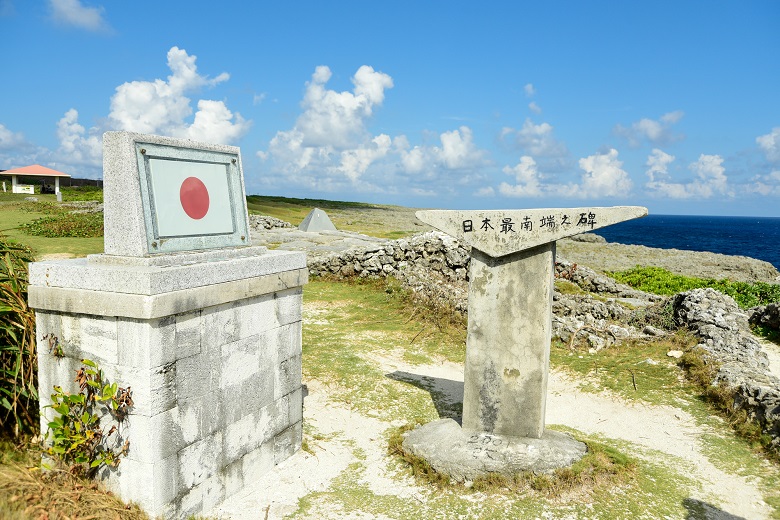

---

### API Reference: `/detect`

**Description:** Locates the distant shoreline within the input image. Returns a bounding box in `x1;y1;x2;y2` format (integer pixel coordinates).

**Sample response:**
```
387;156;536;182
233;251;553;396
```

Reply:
558;235;780;285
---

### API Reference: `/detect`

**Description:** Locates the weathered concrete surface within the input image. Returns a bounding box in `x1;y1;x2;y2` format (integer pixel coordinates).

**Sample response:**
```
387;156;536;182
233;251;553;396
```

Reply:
416;206;647;258
463;244;554;438
402;419;587;481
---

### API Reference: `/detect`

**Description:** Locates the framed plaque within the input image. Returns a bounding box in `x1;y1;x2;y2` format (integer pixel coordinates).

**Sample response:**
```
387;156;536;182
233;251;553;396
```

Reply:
133;142;249;254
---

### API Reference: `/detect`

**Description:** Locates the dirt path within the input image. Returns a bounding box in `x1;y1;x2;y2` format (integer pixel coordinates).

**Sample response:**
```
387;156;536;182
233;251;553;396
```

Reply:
210;352;773;519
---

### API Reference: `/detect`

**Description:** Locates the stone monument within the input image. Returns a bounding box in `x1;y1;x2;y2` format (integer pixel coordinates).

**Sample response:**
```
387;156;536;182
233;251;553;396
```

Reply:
298;207;337;232
403;206;647;480
29;131;307;518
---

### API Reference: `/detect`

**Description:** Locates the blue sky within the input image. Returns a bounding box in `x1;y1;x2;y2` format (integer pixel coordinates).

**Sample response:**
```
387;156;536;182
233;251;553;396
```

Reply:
1;1;778;216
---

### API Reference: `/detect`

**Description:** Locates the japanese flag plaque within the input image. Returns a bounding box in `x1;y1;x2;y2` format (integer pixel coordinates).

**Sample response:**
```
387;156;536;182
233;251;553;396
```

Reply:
102;131;252;257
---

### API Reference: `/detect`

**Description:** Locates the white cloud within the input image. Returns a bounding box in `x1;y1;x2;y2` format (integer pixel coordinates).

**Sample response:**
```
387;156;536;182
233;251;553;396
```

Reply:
497;149;631;199
395;126;487;175
757;127;780;163
108;47;247;145
614;111;684;147
645;153;729;199
528;102;542;115
747;170;780;196
259;66;489;194
180;99;251;144
505;118;568;158
645;148;675;182
48;0;110;32
689;154;728;196
524;83;535;97
253;93;267;105
295;65;393;149
334;134;392;181
475;186;495;197
573;148;633;198
500;156;544;197
55;108;102;167
0;123;26;150
436;126;485;169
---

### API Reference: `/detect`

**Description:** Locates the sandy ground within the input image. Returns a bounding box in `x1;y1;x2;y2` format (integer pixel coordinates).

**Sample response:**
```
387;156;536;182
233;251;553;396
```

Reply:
210;349;777;520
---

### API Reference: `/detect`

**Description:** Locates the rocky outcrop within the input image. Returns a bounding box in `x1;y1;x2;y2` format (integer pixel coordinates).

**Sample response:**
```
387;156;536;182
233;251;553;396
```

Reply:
249;214;294;231
673;289;780;451
750;303;780;333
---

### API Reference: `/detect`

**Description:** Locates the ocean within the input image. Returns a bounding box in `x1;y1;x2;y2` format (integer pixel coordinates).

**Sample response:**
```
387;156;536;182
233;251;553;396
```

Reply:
594;214;780;271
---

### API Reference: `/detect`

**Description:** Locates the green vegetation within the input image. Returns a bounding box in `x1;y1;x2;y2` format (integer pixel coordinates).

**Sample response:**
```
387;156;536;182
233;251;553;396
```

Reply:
0;439;149;520
246;194;423;238
59;186;103;202
0;202;102;258
550;332;698;406
680;348;778;460
303;278;465;422
609;266;780;308
0;239;37;437
21;210;103;239
44;358;133;477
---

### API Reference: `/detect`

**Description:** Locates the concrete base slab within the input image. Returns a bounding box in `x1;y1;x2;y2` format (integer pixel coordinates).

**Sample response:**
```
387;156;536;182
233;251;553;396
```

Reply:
402;419;587;482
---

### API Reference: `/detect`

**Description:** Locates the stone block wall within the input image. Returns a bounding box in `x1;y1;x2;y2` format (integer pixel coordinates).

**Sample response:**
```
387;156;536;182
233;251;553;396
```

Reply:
36;287;303;518
31;250;306;519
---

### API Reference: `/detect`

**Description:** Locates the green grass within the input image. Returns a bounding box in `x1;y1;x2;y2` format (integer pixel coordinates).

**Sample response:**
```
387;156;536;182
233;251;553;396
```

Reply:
0;203;102;259
299;278;780;518
550;332;698;406
303;278;465;423
246;194;422;238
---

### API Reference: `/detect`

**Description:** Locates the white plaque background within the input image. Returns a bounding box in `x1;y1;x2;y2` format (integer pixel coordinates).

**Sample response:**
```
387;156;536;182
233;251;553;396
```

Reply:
148;158;234;237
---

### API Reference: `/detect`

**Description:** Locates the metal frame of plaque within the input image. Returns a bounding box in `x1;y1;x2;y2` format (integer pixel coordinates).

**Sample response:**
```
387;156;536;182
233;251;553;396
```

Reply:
134;141;249;255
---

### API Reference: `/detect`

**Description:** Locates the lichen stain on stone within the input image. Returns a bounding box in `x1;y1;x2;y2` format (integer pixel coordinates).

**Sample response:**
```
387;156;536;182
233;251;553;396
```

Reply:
479;361;500;432
503;367;521;378
470;270;492;296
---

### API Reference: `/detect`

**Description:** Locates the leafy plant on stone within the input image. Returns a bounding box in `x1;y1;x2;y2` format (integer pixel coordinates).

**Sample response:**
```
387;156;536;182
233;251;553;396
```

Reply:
45;358;133;477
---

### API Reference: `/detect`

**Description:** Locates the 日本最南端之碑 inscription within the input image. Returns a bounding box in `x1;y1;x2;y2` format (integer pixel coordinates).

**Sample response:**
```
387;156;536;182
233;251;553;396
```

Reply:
416;206;647;440
418;207;644;259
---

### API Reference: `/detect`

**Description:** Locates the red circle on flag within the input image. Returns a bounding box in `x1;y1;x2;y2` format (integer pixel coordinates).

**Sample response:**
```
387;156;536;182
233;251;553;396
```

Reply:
180;177;210;220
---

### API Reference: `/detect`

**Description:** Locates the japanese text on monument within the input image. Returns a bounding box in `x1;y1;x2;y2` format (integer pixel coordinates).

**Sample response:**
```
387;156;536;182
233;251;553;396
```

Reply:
462;211;597;234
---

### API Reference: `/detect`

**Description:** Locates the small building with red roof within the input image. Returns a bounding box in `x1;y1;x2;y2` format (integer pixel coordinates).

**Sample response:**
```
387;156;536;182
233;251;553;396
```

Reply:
0;164;71;194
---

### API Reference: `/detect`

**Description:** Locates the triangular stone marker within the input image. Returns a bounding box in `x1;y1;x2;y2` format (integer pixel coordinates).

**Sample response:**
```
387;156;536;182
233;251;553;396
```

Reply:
403;206;647;480
298;207;337;232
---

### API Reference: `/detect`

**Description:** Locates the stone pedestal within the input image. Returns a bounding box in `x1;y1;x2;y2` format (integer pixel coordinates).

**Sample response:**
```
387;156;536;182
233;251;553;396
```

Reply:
464;244;554;438
30;248;307;518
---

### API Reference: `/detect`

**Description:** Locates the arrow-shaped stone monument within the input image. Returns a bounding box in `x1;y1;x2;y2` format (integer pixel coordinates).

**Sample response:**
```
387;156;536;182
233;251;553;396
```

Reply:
402;206;647;480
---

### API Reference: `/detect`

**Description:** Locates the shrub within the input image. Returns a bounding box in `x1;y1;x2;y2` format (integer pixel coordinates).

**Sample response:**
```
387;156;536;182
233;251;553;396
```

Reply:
60;186;103;202
21;211;103;238
609;266;780;309
0;238;38;437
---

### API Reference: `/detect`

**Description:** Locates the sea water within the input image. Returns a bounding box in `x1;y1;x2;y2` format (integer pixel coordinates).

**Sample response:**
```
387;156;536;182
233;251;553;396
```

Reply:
595;214;780;270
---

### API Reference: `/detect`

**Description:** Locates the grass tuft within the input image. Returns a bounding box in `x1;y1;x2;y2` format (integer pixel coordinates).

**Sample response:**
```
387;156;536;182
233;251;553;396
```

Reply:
679;347;778;460
0;438;148;519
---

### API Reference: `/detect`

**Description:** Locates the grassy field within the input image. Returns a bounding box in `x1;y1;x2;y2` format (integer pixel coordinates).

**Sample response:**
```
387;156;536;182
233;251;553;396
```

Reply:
0;193;422;260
